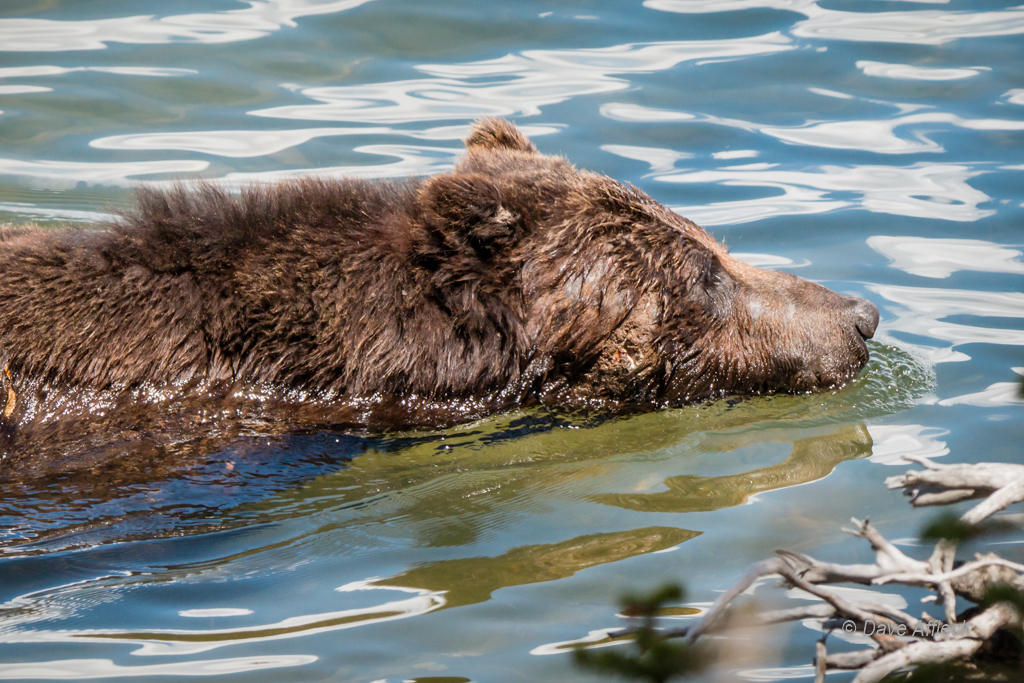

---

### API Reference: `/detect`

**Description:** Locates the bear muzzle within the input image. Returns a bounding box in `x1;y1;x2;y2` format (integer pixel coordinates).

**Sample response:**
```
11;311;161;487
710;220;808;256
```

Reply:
848;297;879;340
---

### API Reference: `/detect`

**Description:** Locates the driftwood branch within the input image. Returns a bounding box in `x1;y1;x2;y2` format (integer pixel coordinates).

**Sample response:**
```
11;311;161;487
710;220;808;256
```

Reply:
874;556;1024;587
681;558;785;642
886;456;1024;524
963;477;1024;525
622;458;1024;679
851;603;1021;683
928;540;958;623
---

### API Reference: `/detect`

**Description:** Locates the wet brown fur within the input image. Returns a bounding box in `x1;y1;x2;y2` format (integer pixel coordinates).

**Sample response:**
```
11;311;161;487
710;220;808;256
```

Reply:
0;119;876;476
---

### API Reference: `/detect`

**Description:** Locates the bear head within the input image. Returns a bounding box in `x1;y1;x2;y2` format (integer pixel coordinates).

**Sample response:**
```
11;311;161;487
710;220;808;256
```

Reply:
416;118;878;408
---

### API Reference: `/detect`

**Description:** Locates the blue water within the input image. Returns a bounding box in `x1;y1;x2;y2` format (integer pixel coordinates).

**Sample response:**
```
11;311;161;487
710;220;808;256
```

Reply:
0;1;1022;681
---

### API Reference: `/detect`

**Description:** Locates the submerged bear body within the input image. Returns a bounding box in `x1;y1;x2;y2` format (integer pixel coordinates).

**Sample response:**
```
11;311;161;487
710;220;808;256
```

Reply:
0;119;877;476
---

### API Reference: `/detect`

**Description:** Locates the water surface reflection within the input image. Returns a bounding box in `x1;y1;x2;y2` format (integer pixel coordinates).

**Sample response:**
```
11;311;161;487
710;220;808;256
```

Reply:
0;0;376;52
595;424;873;512
248;33;794;124
647;0;1024;46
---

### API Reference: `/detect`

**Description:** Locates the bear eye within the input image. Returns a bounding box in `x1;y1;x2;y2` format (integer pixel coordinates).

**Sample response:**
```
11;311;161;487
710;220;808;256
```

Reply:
701;254;723;290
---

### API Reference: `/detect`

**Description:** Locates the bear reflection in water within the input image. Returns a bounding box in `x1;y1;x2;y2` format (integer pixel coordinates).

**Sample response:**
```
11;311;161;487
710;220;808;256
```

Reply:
0;119;877;477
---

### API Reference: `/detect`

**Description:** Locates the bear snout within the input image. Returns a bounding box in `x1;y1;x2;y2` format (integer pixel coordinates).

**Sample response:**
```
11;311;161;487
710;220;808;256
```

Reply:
848;298;879;340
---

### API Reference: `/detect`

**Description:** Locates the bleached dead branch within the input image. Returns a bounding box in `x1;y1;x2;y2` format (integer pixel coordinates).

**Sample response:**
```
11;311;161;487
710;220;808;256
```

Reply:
608;457;1024;680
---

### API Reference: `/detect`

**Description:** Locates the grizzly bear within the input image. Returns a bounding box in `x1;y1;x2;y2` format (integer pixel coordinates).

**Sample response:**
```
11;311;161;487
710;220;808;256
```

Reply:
0;119;877;476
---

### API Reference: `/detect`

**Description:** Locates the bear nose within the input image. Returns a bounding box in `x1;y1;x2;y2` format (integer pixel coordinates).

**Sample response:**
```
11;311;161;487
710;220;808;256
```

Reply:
849;298;879;339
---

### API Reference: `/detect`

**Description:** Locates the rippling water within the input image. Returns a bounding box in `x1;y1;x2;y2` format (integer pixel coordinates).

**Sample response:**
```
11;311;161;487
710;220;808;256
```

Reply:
0;1;1022;681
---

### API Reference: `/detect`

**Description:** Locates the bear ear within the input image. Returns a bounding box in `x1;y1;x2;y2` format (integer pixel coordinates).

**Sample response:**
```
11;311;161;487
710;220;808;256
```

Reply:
421;173;520;256
465;118;537;153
